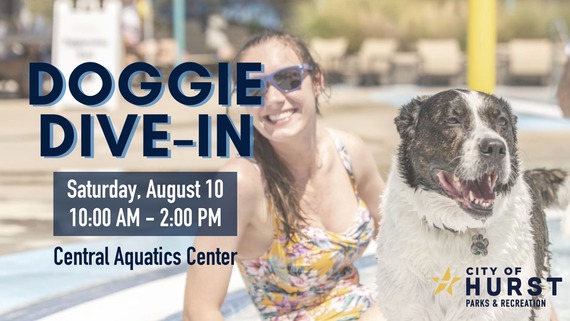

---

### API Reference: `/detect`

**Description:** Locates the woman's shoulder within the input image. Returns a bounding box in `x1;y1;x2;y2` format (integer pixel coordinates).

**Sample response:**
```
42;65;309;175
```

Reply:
219;157;265;203
325;128;369;157
220;157;259;173
325;128;377;179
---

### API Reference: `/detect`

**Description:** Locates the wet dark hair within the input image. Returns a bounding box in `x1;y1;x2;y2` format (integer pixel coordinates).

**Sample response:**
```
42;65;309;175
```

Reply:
233;31;324;242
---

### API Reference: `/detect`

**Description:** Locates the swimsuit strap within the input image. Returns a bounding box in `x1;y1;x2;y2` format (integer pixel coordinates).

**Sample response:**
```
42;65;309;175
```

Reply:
243;156;261;172
327;129;357;190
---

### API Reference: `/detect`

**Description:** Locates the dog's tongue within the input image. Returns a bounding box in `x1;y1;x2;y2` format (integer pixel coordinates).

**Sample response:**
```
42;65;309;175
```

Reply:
437;171;498;207
464;176;495;201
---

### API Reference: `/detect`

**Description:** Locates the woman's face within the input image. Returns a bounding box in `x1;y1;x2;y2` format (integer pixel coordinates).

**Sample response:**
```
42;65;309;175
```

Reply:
239;39;322;143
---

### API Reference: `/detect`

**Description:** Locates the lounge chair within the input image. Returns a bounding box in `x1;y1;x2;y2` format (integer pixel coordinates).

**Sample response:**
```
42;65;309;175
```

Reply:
310;37;348;83
354;38;398;85
416;39;464;85
507;39;553;85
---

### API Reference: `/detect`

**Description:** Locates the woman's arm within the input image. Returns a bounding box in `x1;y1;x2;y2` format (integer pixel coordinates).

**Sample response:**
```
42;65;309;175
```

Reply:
183;159;264;321
183;236;237;321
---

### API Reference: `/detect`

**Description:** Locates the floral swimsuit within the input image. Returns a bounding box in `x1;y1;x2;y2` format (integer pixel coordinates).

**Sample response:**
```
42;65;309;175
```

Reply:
237;132;375;320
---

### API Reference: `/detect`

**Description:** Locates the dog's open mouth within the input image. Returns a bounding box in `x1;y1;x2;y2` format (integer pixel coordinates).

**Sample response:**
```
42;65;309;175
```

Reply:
437;171;499;217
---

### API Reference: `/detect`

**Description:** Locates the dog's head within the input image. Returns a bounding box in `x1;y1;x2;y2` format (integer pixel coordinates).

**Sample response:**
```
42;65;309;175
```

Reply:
395;89;520;227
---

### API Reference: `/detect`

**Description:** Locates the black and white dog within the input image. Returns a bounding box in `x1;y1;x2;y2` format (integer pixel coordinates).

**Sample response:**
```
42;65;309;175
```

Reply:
376;89;569;321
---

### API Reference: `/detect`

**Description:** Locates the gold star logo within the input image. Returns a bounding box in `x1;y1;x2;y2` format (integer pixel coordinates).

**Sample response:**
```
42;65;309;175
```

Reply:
432;267;461;295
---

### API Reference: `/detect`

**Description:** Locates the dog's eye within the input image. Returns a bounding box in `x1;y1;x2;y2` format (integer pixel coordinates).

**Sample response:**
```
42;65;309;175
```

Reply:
446;117;460;125
498;117;508;126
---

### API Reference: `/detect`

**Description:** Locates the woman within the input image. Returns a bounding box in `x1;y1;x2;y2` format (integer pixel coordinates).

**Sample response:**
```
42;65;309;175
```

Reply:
183;31;385;320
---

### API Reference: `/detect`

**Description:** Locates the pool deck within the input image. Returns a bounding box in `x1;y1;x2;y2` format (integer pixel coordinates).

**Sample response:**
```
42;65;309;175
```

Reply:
0;84;569;320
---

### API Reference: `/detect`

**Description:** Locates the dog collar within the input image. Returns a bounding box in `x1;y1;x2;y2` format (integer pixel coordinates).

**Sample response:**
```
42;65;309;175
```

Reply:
422;218;489;256
422;217;459;233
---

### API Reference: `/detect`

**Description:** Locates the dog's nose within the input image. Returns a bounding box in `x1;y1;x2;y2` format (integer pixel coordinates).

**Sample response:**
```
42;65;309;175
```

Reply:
479;138;506;160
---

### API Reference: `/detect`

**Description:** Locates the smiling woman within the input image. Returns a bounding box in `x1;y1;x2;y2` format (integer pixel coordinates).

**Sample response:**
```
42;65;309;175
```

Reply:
183;30;386;321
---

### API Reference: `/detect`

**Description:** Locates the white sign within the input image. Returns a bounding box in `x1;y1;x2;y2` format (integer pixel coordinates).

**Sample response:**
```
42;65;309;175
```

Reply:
52;0;122;109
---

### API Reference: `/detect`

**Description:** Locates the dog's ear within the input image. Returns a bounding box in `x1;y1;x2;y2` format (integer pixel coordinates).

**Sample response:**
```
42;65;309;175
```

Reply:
395;95;430;139
497;96;518;126
497;96;518;137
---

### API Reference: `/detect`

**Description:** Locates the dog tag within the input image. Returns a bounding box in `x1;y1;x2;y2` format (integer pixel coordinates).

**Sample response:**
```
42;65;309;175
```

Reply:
471;234;489;256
